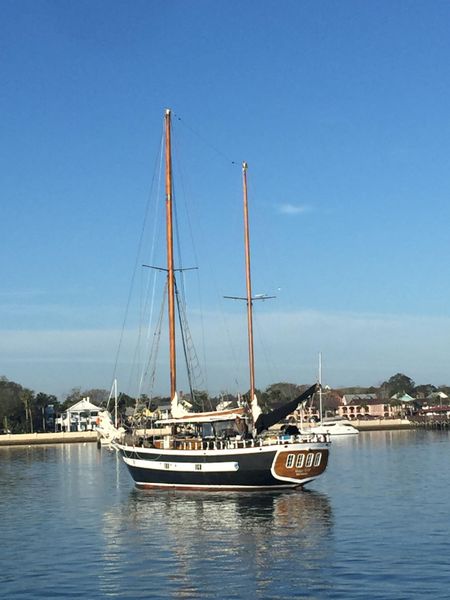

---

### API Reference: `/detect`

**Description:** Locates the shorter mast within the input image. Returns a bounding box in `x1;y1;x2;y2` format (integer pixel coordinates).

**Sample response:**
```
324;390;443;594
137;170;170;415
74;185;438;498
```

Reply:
318;352;323;424
242;162;256;401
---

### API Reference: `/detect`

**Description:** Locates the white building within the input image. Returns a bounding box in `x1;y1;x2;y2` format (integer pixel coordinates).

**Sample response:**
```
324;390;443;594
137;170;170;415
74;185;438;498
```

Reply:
55;398;103;432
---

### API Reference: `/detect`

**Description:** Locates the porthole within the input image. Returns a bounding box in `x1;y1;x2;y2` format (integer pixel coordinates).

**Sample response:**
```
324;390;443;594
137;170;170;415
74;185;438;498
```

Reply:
295;454;305;468
285;454;295;468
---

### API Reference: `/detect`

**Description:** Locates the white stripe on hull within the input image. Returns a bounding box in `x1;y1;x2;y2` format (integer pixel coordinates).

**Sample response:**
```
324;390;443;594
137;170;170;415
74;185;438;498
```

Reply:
123;456;239;472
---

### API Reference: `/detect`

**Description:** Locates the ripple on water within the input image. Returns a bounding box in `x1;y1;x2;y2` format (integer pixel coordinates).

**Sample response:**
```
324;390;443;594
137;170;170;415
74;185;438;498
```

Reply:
2;433;450;599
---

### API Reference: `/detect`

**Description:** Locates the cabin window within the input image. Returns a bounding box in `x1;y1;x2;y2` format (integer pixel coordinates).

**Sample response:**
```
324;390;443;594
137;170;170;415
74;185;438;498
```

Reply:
295;454;305;468
305;453;314;468
314;453;322;467
202;423;214;438
285;454;295;468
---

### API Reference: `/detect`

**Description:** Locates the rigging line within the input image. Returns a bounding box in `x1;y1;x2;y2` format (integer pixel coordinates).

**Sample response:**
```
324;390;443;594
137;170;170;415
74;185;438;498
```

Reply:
141;284;167;401
174;280;209;407
172;184;186;302
174;281;196;405
111;127;165;383
171;121;209;393
195;267;209;394
171;122;209;393
170;116;241;396
171;127;190;306
137;270;164;401
141;129;165;341
172;111;240;167
253;311;277;387
132;271;147;402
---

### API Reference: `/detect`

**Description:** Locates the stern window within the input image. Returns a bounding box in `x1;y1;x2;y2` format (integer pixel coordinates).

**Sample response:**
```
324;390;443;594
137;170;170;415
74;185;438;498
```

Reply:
285;454;295;468
295;454;305;468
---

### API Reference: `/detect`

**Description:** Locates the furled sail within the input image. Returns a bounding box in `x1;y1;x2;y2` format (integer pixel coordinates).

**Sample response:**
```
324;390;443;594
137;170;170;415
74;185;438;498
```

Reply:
170;392;190;418
250;393;262;424
254;383;319;434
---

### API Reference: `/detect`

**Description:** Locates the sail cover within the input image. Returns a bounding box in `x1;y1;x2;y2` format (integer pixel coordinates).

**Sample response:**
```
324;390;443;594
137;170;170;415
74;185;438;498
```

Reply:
254;383;319;434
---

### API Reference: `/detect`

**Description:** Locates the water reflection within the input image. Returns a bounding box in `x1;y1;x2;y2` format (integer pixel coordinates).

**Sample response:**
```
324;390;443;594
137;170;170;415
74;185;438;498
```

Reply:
3;433;450;599
100;488;333;599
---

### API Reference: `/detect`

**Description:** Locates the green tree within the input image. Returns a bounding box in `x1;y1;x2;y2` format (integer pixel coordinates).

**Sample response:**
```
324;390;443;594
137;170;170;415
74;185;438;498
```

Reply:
20;389;35;433
264;382;308;410
414;384;436;399
0;377;26;432
34;393;58;432
61;387;82;410
382;373;415;398
82;388;109;406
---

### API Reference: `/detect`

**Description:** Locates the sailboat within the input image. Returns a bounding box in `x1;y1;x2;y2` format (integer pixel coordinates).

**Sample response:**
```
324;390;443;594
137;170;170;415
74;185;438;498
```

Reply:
305;354;358;437
96;379;125;446
117;109;330;490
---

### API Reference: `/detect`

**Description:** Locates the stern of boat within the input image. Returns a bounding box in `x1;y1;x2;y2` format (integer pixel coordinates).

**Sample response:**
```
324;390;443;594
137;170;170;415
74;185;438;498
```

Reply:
271;444;329;486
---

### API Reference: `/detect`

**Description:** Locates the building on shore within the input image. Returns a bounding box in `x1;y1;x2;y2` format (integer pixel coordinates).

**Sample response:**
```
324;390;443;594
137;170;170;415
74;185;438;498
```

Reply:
55;398;103;432
338;394;397;419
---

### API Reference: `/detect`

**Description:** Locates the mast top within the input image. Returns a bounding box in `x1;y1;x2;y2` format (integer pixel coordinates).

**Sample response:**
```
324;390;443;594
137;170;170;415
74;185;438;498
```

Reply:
242;161;248;171
165;108;171;116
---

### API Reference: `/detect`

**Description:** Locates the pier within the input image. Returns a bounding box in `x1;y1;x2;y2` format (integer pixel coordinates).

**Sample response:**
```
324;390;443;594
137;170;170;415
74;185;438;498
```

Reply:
408;416;450;430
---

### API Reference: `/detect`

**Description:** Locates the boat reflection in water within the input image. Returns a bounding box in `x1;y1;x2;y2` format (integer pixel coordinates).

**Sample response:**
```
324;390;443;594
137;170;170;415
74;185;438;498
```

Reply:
100;490;333;598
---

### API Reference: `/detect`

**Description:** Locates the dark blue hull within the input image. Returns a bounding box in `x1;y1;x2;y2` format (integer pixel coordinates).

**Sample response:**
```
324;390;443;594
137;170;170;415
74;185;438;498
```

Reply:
118;442;329;491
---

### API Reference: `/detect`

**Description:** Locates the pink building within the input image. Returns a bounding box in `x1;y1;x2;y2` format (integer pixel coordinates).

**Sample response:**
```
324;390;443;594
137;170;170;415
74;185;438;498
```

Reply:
338;394;397;419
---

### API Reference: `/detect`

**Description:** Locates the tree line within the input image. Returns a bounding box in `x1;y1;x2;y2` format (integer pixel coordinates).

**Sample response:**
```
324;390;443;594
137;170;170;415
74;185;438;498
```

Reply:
1;372;448;434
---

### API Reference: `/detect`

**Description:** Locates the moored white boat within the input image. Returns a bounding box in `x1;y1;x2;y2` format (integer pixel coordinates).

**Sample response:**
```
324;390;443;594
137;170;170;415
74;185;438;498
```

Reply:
96;410;125;446
96;381;125;447
306;418;359;436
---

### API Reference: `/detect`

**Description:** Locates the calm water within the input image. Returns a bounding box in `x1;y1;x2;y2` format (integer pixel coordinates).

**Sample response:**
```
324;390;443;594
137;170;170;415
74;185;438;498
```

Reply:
1;430;450;599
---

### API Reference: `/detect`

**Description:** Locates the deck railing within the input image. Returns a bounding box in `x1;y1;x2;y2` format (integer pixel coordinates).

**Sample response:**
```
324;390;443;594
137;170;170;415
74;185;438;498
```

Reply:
125;432;330;450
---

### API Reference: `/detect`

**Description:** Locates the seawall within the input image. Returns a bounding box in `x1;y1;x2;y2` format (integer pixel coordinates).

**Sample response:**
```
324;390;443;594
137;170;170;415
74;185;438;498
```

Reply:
0;431;98;447
353;418;414;431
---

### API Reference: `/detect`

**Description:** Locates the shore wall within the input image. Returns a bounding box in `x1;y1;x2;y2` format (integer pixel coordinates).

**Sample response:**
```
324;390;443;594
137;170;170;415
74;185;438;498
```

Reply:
0;431;98;447
353;418;414;431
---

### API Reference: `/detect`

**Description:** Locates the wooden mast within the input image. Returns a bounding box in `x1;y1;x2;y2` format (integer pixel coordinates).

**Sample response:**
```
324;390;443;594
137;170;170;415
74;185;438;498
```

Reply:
242;161;255;401
165;109;176;399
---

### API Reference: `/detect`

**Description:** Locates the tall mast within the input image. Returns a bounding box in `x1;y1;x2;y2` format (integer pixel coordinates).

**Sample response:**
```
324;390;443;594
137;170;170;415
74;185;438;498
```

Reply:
242;161;255;401
165;109;176;399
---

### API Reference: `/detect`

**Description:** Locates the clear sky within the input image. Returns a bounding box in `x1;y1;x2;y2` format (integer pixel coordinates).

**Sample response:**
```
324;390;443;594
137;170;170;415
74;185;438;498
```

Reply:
2;0;450;399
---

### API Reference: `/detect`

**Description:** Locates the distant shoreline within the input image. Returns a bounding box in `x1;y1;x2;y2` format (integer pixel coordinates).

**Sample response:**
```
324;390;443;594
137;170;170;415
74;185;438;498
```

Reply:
0;419;419;447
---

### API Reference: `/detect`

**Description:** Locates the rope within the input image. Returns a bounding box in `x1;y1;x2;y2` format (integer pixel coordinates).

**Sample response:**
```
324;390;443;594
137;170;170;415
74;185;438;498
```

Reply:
111;128;165;392
173;111;240;167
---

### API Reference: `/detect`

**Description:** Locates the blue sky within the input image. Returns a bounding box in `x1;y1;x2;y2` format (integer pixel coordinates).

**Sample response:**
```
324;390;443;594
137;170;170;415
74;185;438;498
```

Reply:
2;0;450;399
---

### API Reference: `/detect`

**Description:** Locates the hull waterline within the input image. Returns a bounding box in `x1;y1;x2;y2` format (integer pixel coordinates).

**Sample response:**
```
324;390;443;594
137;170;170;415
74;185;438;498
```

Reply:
118;439;330;491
